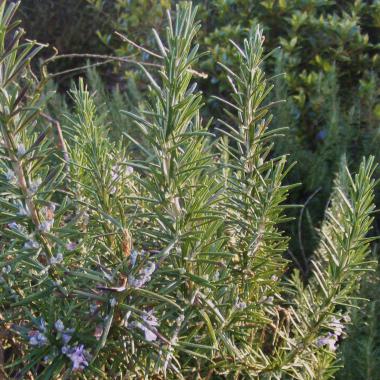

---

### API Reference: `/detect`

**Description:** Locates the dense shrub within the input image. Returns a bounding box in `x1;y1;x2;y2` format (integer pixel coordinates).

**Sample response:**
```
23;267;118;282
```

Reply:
0;2;378;379
86;0;380;254
18;0;380;223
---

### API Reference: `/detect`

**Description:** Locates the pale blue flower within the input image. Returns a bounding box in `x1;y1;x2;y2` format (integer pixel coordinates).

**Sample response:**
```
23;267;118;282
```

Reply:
39;220;53;233
17;144;26;156
330;316;344;337
38;318;47;332
50;253;63;265
139;310;159;342
2;265;11;274
29;178;42;194
24;238;40;250
8;222;20;230
55;319;65;332
66;241;77;251
5;169;16;183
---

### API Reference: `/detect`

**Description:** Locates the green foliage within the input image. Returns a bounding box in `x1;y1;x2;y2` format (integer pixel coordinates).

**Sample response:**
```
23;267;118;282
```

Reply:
337;261;380;380
84;0;380;256
0;2;378;379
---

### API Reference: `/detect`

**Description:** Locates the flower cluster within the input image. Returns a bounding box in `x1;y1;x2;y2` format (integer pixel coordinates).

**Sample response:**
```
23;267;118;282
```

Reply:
316;315;350;351
54;319;75;346
28;330;48;347
316;332;338;351
28;318;48;347
62;345;89;372
23;317;90;372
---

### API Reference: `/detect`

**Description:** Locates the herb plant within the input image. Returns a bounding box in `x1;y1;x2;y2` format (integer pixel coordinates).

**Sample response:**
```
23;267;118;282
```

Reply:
0;2;377;379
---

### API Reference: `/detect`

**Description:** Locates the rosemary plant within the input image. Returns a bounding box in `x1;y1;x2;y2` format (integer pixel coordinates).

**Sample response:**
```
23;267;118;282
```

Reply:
0;1;377;379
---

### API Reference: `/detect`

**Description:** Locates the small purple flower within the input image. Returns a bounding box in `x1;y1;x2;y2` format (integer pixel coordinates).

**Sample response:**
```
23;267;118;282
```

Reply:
125;166;134;176
66;345;89;372
62;328;74;345
93;325;103;341
316;130;327;141
62;333;72;345
66;241;77;251
43;355;51;363
111;164;120;182
235;300;247;309
330;316;344;337
316;332;337;351
142;262;156;277
8;222;20;231
50;253;63;265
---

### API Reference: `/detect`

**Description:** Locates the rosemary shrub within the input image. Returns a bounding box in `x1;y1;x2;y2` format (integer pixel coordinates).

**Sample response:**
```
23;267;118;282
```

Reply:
0;2;378;379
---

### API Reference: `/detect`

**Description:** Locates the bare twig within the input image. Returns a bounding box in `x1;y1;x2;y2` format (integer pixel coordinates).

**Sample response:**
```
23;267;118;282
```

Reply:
40;112;70;172
115;31;163;59
44;52;160;69
42;48;208;80
115;31;208;79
